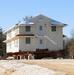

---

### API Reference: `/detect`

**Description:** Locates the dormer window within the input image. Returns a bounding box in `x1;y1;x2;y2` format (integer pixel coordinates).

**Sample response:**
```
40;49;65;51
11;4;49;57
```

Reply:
26;26;30;32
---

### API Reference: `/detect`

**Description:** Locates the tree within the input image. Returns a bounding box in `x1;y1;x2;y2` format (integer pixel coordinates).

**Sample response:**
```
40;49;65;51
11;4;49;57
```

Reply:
68;29;74;58
0;27;6;56
64;37;71;48
70;29;74;38
68;39;74;59
23;16;33;21
63;37;70;58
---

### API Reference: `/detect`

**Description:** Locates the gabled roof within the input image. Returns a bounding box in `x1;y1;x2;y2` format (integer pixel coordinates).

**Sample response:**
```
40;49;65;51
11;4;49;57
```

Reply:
30;14;53;20
3;14;67;34
3;21;34;34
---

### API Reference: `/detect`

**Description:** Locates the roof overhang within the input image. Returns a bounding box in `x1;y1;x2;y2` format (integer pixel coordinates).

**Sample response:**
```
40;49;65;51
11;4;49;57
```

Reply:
3;36;18;43
16;34;34;36
51;21;67;27
18;21;35;26
63;35;66;37
3;34;34;43
3;25;18;34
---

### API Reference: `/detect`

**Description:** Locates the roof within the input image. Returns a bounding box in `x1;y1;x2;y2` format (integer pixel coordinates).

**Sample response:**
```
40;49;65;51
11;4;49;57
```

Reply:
51;21;67;26
3;21;34;34
3;14;67;34
18;21;34;26
31;14;67;27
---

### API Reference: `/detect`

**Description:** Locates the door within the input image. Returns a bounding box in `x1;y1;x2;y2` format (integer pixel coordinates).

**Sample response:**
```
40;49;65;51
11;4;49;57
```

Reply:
38;25;44;35
38;39;44;49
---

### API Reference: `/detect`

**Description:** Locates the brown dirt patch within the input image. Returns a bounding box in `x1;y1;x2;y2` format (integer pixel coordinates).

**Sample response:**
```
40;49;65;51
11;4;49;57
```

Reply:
22;59;74;75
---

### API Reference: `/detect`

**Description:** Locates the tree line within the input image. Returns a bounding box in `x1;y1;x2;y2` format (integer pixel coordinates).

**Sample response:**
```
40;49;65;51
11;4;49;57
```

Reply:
64;29;74;59
0;27;6;56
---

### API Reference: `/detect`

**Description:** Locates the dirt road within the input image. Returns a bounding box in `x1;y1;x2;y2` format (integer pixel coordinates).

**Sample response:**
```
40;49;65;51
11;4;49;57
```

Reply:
23;59;74;75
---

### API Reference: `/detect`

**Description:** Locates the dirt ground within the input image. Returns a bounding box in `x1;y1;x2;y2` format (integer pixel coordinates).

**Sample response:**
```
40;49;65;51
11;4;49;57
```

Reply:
22;59;74;75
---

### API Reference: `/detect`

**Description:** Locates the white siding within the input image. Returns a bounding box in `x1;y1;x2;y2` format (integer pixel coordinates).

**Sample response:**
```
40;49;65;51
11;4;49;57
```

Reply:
47;26;63;51
19;37;37;51
19;26;35;34
4;14;65;53
7;39;19;53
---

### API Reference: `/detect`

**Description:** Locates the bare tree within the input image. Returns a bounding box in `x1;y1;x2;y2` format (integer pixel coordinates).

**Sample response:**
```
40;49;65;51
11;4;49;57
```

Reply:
70;29;74;38
0;27;6;56
68;39;74;59
68;29;74;58
23;16;33;21
17;16;33;24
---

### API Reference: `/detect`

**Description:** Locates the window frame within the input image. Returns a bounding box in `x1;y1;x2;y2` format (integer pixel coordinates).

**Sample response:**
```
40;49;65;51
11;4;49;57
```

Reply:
51;26;56;31
25;38;30;44
39;26;42;31
25;26;30;32
40;39;43;44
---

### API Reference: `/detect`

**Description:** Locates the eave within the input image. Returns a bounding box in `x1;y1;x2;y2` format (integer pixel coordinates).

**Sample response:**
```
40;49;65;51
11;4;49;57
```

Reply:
3;34;34;43
63;35;66;37
3;36;18;43
51;21;67;27
16;34;34;36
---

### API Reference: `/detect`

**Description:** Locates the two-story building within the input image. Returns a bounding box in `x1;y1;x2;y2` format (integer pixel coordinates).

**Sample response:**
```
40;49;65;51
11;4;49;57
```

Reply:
3;14;67;59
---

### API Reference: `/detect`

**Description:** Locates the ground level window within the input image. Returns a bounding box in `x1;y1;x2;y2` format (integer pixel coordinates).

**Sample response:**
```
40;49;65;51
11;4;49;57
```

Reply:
40;39;43;44
26;38;30;44
39;26;42;31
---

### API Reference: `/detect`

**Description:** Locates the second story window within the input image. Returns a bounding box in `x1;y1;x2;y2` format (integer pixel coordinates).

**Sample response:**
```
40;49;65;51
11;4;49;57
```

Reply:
51;26;56;31
26;26;30;32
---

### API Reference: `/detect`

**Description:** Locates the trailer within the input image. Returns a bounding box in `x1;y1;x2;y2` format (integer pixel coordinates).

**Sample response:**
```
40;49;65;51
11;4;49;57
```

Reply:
7;49;64;59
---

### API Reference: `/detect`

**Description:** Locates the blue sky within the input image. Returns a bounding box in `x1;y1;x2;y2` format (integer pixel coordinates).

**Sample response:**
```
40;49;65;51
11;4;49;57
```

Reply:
0;0;74;37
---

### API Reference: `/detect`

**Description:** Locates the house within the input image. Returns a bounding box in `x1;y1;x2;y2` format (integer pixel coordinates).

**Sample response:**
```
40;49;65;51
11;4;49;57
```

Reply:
3;14;67;59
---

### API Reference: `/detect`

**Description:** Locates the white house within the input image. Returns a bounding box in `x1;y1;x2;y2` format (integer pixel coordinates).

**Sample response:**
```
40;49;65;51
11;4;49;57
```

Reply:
3;14;67;54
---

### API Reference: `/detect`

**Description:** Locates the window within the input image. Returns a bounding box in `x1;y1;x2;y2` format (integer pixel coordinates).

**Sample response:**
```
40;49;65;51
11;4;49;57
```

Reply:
26;26;30;32
39;26;42;31
26;38;30;44
51;26;56;31
38;17;43;19
40;39;43;44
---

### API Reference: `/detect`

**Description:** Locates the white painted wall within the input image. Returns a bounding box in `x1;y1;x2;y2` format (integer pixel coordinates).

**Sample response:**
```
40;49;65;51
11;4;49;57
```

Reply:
19;37;37;51
6;27;19;40
46;26;63;51
29;15;63;51
7;39;19;53
19;26;35;34
4;14;65;53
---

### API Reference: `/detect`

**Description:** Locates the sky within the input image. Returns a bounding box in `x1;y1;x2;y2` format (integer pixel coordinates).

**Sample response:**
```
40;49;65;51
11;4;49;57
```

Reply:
0;0;74;37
